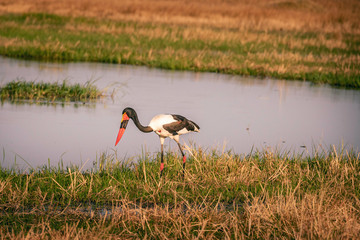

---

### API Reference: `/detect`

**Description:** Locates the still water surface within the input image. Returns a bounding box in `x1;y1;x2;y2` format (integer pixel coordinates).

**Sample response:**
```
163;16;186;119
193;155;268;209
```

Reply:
1;57;360;169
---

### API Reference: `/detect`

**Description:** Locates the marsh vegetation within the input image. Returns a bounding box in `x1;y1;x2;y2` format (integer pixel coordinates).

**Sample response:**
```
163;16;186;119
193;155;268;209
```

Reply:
1;148;360;238
0;0;359;88
0;80;104;103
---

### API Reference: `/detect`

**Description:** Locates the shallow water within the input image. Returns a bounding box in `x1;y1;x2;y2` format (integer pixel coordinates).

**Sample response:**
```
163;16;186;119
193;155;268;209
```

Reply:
1;56;360;170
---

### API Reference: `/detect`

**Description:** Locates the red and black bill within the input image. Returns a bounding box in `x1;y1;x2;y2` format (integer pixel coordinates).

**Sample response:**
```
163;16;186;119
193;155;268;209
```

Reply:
115;112;130;146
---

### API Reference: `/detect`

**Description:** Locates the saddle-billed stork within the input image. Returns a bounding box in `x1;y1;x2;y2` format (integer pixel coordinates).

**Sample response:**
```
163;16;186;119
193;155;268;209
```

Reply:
115;107;200;176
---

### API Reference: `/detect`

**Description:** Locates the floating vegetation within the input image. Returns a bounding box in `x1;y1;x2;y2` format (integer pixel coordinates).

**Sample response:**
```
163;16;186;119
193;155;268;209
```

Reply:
0;80;104;103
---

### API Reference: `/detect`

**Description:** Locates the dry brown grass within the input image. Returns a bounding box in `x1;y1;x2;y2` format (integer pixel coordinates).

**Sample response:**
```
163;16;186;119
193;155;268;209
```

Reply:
0;0;359;34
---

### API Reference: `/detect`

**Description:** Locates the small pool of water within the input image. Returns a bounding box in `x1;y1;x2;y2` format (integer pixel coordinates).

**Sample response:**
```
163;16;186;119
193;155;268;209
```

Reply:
1;56;360;170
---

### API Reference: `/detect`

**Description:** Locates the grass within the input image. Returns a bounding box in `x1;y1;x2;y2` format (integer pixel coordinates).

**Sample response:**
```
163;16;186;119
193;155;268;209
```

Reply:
0;0;359;88
1;147;360;238
0;80;105;103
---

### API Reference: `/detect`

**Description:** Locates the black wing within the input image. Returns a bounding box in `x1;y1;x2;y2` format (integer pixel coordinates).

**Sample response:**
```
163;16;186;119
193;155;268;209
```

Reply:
163;114;200;134
173;115;200;131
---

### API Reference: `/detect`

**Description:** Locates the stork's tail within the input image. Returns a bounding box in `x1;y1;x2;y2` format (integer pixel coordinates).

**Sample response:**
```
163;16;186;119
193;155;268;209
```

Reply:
189;120;200;132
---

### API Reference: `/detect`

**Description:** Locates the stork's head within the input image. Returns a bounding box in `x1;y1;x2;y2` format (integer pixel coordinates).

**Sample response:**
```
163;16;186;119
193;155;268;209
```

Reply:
115;107;135;146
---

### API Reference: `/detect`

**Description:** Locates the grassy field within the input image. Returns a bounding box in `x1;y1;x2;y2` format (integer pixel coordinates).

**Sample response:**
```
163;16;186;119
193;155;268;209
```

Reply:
0;0;359;88
1;148;360;238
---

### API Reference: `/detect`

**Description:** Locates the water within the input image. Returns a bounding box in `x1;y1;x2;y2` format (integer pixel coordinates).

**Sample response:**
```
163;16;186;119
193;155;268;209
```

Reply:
1;56;360;170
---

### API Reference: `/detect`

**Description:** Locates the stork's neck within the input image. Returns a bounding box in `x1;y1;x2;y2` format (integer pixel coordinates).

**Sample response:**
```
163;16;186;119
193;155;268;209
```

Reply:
131;112;153;133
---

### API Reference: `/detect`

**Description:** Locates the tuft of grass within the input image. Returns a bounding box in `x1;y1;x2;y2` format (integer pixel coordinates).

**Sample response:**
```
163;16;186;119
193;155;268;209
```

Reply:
0;80;104;103
1;147;359;238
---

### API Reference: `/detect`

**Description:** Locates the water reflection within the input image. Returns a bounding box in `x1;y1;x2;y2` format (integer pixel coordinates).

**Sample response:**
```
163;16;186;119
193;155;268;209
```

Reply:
1;56;360;170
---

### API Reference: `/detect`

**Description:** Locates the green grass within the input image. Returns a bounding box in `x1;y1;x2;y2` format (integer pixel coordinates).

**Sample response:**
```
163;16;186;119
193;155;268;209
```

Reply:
0;13;359;88
0;80;104;103
1;147;360;238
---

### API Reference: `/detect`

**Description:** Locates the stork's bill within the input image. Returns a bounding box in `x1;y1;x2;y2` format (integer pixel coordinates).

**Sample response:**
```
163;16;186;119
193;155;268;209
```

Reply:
115;112;130;146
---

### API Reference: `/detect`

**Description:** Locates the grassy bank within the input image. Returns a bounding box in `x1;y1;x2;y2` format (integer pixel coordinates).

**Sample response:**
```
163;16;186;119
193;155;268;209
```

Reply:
0;80;104;103
0;0;359;88
1;148;360;238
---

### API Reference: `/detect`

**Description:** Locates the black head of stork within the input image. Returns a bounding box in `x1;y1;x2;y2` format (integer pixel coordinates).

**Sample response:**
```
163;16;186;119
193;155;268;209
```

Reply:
115;107;200;177
115;107;152;146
